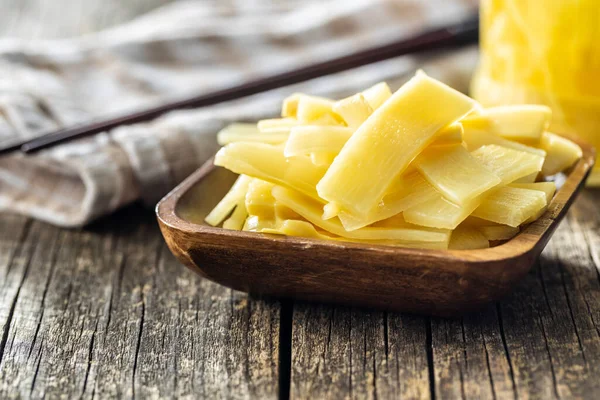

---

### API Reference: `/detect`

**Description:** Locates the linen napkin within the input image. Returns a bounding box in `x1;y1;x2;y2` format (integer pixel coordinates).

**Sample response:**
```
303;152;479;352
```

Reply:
0;0;478;227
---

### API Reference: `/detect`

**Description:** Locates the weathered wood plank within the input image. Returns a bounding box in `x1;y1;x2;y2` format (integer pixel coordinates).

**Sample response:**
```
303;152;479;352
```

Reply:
0;219;64;398
431;310;511;400
0;207;281;399
0;1;281;397
386;313;431;399
0;215;34;375
290;304;431;399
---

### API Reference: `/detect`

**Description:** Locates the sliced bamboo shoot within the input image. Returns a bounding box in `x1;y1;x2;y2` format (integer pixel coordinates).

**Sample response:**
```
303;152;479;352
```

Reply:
217;123;289;145
478;225;520;241
404;195;482;230
332;93;373;129
310;152;337;166
317;72;476;216
362;82;392;109
281;93;302;118
214;142;327;201
283;126;353;158
510;182;556;203
463;127;546;157
243;215;276;231
245;179;276;219
449;226;489;250
261;219;336;240
338;170;439;231
322;202;341;220
274;204;303;221
539;132;583;175
296;95;343;124
431;123;463;146
514;172;539;183
461;105;551;141
415;144;501;205
272;186;450;243
257;117;298;133
510;182;557;222
223;198;248;230
472;187;547;227
463;217;520;241
471;145;545;184
205;175;252;226
262;219;448;249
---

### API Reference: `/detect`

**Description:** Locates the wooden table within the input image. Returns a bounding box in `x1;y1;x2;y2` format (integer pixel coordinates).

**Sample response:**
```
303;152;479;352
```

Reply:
2;2;600;399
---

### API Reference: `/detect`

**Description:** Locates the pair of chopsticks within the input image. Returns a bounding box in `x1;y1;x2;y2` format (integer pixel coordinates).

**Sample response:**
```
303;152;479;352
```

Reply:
0;14;478;156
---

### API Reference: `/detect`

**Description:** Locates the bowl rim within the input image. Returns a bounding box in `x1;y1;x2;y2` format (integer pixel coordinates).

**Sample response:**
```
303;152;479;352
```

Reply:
156;132;595;264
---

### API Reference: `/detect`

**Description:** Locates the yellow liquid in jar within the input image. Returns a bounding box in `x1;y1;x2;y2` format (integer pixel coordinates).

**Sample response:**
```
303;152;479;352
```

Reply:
472;0;600;185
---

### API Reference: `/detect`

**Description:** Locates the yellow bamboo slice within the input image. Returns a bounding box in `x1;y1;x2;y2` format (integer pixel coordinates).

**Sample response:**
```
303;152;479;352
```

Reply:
478;225;520;241
274;204;303;221
205;175;252;226
223;198;248;230
404;195;482;230
243;215;276;231
462;217;520;239
214;142;327;201
337;170;439;231
510;182;557;222
362;82;392;109
463;127;546;157
245;179;276;220
462;216;496;227
414;144;501;205
472;187;547;227
261;219;336;240
449;226;489;250
310;152;337;166
283;126;353;158
316;72;477;216
296;95;343;124
261;219;449;249
431;123;463;146
281;93;302;118
322;202;341;220
272;186;450;243
332;93;373;129
217;123;289;145
510;182;556;203
368;213;410;228
257;117;299;133
539;132;583;175
470;145;545;184
461;105;551;141
514;172;539;183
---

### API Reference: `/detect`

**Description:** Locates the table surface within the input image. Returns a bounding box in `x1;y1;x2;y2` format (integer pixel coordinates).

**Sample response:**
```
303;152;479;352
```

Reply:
2;1;600;399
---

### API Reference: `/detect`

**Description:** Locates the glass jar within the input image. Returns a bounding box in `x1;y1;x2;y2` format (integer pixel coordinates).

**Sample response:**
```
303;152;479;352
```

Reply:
472;0;600;184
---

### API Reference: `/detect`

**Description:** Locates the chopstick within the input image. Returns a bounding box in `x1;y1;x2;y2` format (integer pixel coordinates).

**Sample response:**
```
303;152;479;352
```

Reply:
0;14;478;156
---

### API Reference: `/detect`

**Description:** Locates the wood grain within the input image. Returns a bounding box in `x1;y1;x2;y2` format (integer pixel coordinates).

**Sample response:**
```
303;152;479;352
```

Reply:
290;304;431;399
0;1;281;397
0;208;282;399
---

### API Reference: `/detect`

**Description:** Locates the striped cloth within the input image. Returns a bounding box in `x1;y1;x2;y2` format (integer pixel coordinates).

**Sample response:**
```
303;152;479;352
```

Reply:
0;0;478;227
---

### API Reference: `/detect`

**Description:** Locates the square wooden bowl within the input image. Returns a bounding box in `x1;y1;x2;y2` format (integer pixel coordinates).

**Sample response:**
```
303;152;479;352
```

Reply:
156;135;594;316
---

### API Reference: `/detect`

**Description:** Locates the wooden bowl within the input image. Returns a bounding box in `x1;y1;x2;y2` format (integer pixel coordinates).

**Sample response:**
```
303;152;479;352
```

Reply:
156;135;595;316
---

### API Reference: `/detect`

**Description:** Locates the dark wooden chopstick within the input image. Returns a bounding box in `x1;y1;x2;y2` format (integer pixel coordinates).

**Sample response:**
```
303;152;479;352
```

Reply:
0;14;478;156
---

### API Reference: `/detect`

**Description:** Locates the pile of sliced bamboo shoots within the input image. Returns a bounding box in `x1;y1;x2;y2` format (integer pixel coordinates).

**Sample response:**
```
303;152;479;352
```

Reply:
206;71;582;250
